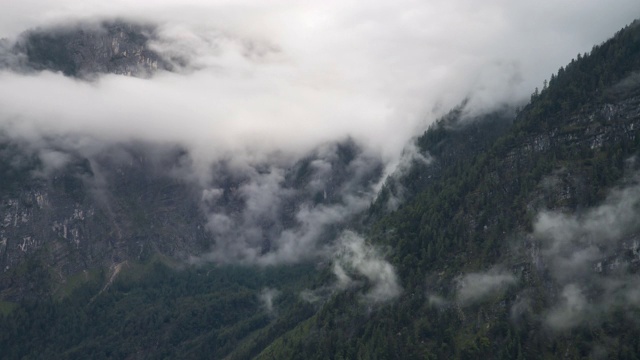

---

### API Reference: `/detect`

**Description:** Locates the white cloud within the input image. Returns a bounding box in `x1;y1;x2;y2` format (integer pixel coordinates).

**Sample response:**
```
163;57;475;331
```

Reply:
333;231;402;303
1;1;638;171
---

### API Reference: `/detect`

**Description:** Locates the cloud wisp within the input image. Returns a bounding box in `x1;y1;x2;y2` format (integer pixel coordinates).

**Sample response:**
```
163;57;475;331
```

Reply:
332;231;402;303
532;173;640;330
188;140;383;265
455;268;517;305
259;287;280;314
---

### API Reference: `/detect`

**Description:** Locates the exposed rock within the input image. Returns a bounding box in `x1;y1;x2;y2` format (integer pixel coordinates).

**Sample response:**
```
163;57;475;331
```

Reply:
0;146;210;300
7;20;171;78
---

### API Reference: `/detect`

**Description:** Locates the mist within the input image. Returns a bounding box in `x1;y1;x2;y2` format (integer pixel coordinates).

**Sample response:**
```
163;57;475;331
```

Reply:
455;268;517;305
332;231;402;303
259;287;280;314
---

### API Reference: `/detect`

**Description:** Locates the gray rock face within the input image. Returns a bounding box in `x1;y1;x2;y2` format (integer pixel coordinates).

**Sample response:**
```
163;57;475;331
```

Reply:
9;21;170;77
0;146;211;299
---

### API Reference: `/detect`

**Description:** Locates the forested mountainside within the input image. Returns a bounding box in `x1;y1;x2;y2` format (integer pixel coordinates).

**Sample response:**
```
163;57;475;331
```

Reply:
258;21;640;359
1;18;640;360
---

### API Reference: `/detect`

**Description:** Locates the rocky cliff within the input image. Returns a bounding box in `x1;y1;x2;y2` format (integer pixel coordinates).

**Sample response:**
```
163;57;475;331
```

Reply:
0;145;209;299
3;20;169;77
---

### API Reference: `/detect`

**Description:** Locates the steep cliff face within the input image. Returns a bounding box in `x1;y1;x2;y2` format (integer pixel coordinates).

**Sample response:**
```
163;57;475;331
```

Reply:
0;146;210;299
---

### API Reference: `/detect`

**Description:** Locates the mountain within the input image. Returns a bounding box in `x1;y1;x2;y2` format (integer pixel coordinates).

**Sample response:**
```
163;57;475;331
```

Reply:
1;18;640;360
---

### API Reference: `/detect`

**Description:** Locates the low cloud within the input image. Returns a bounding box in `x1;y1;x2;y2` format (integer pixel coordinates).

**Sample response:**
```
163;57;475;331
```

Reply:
332;231;402;303
606;71;640;98
545;283;590;330
427;294;448;308
532;172;640;330
33;148;72;177
389;141;433;177
295;230;402;305
190;141;382;265
0;39;25;69
455;268;517;305
378;140;434;211
259;287;280;314
1;0;637;175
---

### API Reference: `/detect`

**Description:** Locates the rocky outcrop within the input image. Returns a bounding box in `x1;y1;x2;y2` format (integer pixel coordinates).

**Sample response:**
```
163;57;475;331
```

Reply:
7;20;170;77
0;148;211;299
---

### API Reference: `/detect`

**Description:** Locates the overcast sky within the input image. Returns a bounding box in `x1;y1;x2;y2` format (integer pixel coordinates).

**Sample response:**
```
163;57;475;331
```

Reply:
0;0;638;169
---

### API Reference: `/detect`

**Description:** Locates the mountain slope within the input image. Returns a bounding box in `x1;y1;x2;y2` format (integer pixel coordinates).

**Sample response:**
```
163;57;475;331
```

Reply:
1;18;640;360
247;20;640;360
